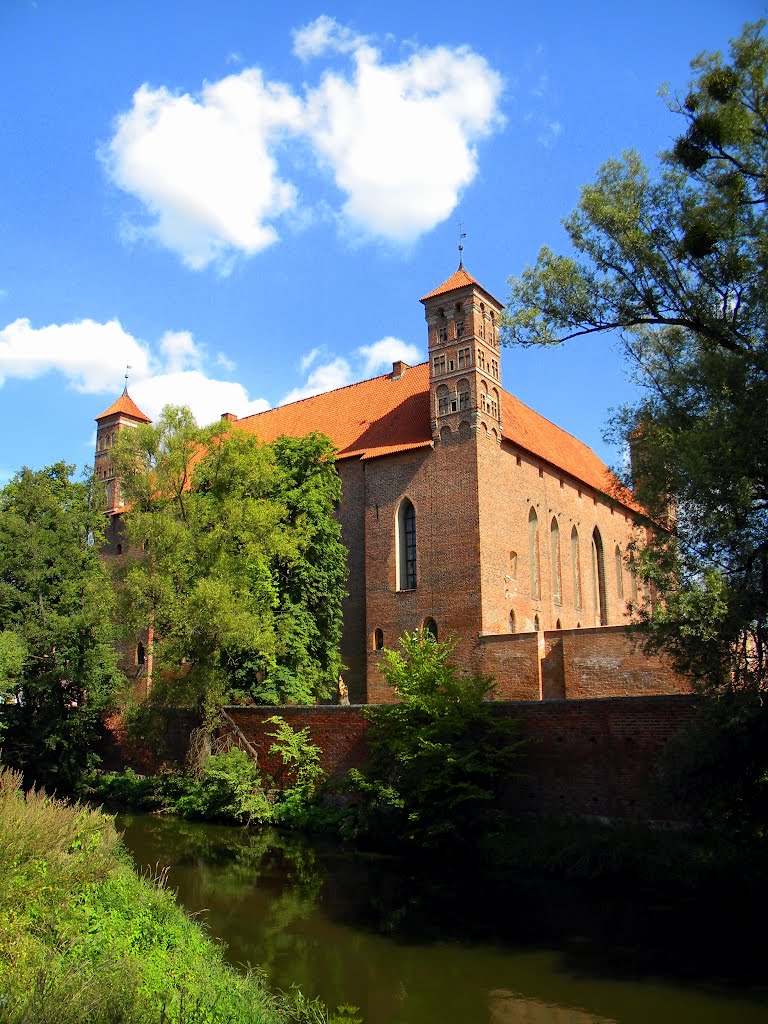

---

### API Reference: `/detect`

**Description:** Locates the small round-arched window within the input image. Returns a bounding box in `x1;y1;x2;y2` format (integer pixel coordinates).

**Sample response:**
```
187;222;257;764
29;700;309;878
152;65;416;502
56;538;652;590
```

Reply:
374;628;384;650
533;614;541;632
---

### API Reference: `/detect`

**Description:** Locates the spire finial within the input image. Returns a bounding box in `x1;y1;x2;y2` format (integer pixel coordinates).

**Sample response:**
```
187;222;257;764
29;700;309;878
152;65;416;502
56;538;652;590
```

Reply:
123;365;132;394
457;222;467;269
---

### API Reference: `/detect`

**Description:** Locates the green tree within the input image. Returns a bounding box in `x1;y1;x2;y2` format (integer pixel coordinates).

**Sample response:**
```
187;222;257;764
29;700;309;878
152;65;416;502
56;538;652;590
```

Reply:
502;22;768;696
112;407;346;711
347;631;524;848
0;464;122;789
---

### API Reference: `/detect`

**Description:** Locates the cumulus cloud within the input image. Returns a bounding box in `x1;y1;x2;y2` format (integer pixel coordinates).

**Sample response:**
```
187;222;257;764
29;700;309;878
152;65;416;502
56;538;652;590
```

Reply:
0;317;151;392
303;42;503;242
131;371;269;424
280;334;425;405
102;22;504;265
292;15;368;61
356;336;421;375
0;316;269;426
280;356;353;405
103;71;303;271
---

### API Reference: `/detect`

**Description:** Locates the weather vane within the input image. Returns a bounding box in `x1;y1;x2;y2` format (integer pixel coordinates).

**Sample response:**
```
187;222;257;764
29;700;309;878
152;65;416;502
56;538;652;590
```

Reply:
458;222;467;268
124;364;132;393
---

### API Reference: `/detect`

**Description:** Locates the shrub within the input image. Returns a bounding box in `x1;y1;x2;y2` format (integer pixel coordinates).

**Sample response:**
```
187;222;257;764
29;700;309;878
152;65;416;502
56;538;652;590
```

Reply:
345;631;525;848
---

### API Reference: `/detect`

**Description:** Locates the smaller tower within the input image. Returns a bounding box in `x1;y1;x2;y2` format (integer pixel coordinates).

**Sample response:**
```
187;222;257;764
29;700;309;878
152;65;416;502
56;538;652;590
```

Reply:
420;265;504;442
94;387;151;510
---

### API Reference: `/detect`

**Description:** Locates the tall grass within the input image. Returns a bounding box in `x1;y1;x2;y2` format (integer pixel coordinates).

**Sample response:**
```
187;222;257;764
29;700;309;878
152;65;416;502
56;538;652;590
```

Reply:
0;768;359;1024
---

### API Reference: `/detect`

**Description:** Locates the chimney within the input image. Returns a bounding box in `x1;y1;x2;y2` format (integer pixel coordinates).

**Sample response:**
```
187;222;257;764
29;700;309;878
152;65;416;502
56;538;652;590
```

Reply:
221;412;237;423
391;360;409;380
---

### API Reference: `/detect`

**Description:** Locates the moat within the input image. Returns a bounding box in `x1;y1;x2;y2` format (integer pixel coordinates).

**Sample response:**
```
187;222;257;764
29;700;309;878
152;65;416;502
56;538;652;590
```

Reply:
119;814;767;1024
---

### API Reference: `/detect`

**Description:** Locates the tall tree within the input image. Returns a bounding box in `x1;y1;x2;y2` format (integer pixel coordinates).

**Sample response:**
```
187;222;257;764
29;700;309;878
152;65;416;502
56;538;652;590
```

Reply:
112;407;346;710
0;464;122;789
502;22;768;694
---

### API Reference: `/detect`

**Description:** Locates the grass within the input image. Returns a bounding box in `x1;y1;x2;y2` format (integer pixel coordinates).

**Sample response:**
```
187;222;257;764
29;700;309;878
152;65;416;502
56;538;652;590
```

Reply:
0;767;360;1024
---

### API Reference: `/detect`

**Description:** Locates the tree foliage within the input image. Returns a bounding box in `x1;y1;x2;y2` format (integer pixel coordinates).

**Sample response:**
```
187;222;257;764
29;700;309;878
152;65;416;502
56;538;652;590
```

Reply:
0;464;122;789
111;407;346;710
503;22;768;694
347;631;524;848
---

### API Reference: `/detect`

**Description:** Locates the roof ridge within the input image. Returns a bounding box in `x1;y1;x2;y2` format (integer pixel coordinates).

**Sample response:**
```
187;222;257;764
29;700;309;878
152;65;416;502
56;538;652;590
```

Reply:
502;386;603;459
236;360;429;424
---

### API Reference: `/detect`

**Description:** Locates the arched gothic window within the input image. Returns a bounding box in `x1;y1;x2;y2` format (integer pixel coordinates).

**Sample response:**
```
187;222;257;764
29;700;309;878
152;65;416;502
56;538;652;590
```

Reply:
550;517;561;604
591;527;608;625
629;553;639;605
509;610;516;633
423;617;438;639
373;628;384;650
396;498;417;591
528;508;540;600
615;545;624;600
571;526;582;609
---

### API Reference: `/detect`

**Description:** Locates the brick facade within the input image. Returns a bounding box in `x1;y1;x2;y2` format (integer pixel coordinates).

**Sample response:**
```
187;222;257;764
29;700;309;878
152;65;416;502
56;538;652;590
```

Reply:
97;266;690;706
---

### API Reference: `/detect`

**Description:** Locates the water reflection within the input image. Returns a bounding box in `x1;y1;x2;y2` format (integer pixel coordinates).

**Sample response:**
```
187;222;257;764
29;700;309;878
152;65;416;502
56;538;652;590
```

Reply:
118;815;767;1024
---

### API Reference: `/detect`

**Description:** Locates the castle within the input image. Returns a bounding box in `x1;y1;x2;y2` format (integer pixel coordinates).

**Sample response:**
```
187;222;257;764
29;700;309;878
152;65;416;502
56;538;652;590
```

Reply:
95;265;687;704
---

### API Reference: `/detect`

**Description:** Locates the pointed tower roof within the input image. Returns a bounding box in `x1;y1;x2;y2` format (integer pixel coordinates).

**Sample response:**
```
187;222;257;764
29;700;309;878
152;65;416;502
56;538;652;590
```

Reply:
95;388;151;423
420;264;503;307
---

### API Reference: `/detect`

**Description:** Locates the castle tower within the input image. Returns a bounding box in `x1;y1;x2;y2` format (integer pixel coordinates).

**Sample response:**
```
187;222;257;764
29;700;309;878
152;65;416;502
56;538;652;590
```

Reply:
94;388;151;511
420;264;504;443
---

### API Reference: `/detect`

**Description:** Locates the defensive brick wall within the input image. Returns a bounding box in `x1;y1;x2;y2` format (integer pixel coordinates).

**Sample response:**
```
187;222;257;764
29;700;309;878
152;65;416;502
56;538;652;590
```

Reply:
220;693;699;821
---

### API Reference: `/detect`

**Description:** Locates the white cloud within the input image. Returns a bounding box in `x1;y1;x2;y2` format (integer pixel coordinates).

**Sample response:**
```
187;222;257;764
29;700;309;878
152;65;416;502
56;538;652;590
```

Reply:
280;335;425;406
159;330;203;373
0;317;151;392
303;42;504;242
102;23;504;264
0;316;269;426
356;336;421;376
292;15;368;61
103;72;303;271
280;356;353;405
131;371;269;424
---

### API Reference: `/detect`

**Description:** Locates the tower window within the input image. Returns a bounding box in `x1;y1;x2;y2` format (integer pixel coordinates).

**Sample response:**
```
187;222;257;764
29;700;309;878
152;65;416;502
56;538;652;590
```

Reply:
438;326;448;343
433;354;446;375
458;378;470;410
478;349;485;370
396;498;417;591
458;346;471;368
455;320;465;338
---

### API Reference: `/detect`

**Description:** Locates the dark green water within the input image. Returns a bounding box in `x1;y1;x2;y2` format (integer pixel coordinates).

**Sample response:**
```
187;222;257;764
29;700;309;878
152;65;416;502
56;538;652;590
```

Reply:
118;814;767;1024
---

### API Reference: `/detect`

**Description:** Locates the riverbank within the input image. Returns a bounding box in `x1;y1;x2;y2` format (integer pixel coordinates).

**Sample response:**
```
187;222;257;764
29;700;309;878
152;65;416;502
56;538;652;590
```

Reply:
0;768;359;1024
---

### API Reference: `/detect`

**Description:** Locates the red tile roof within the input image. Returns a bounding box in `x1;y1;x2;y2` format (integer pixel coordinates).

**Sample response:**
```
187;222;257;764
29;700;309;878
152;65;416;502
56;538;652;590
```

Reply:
420;265;503;307
96;390;151;423
236;364;433;461
234;362;638;511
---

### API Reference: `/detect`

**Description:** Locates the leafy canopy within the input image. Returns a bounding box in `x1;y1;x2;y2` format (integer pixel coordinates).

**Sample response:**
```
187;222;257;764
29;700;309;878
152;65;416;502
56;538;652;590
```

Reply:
503;22;768;694
112;407;346;710
0;463;122;789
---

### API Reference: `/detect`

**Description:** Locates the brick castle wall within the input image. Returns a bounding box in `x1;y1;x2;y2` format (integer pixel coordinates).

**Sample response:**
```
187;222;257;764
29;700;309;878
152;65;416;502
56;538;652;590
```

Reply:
219;693;698;821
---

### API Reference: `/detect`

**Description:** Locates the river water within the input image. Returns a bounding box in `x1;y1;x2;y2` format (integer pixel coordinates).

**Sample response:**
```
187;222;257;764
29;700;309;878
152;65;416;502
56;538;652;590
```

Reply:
118;814;767;1024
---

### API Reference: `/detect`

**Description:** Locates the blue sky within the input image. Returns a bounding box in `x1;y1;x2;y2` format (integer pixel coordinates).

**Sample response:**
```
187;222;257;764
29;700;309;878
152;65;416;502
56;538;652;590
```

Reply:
0;1;762;485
